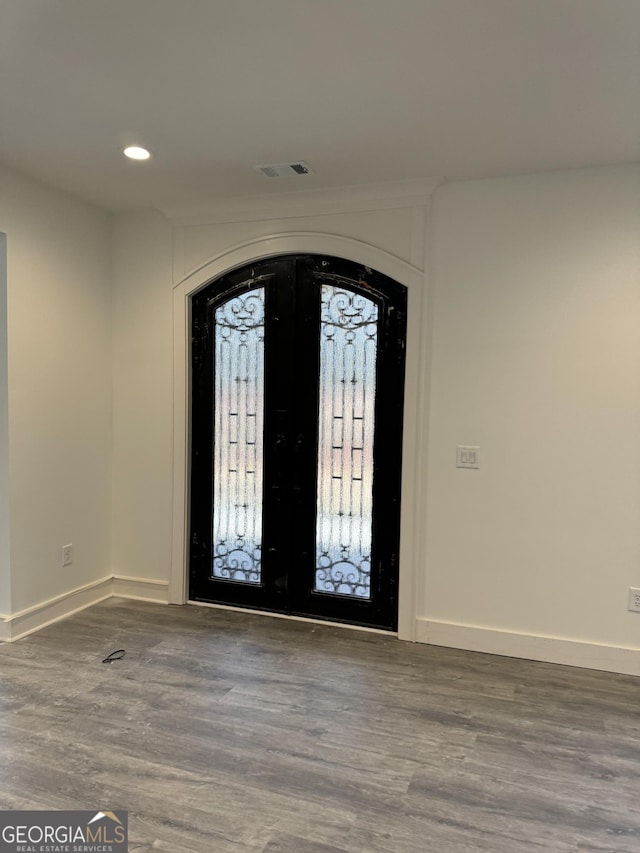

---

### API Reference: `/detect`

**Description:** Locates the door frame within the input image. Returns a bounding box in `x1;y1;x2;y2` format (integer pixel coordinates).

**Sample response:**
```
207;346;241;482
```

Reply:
171;232;428;641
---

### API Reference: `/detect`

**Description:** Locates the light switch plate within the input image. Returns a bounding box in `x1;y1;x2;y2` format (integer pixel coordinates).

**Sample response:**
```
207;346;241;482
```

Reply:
456;446;480;469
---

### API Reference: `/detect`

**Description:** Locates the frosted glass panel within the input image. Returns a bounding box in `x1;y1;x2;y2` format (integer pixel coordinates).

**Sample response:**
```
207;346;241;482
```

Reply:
315;286;378;598
212;288;264;584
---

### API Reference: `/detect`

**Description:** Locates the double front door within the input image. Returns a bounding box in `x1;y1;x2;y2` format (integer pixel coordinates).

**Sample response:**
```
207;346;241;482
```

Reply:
189;255;406;630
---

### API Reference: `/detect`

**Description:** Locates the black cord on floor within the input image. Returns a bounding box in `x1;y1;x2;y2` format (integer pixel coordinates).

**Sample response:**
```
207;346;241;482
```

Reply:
102;649;125;663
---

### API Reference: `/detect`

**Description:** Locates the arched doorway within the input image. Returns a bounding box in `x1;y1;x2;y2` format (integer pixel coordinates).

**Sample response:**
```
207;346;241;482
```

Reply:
188;254;406;630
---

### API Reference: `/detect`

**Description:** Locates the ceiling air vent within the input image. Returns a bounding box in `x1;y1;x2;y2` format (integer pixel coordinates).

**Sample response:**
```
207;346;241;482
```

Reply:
253;161;314;178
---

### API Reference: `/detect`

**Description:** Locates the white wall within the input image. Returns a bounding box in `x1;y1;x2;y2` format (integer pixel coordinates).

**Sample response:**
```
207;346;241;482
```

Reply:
0;166;112;614
3;157;637;666
111;164;640;671
425;165;640;651
111;211;173;583
0;233;10;615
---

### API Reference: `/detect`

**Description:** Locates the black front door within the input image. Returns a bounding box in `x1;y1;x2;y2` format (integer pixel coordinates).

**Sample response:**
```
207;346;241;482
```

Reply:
189;254;406;630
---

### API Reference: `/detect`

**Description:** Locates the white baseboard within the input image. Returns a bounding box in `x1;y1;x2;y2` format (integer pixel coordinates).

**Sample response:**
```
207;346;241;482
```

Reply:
416;618;640;677
1;576;114;642
112;574;169;603
0;617;10;642
0;575;169;642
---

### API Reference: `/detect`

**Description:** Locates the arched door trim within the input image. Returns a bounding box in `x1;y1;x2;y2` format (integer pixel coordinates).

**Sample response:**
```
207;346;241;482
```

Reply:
171;232;428;641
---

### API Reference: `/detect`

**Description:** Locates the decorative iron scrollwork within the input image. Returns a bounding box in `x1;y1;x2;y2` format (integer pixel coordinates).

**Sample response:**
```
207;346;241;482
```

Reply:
215;290;265;333
315;285;379;599
213;540;261;584
316;551;371;597
211;287;265;585
320;288;378;333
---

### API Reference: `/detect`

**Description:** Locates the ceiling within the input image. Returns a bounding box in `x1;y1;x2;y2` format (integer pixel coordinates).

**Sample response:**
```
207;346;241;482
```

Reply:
1;0;638;213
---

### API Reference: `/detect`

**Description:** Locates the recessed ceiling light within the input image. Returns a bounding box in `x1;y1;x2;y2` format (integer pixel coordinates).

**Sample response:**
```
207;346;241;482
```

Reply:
123;145;151;161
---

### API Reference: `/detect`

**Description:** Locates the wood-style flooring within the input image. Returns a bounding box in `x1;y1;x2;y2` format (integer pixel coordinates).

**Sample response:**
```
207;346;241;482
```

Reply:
0;598;639;852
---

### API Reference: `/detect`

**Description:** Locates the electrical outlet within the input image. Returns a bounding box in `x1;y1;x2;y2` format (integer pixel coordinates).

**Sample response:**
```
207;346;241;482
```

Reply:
61;544;73;567
628;588;640;612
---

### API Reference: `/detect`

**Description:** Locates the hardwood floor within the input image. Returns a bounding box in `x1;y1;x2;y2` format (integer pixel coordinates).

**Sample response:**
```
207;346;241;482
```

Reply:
0;599;639;852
